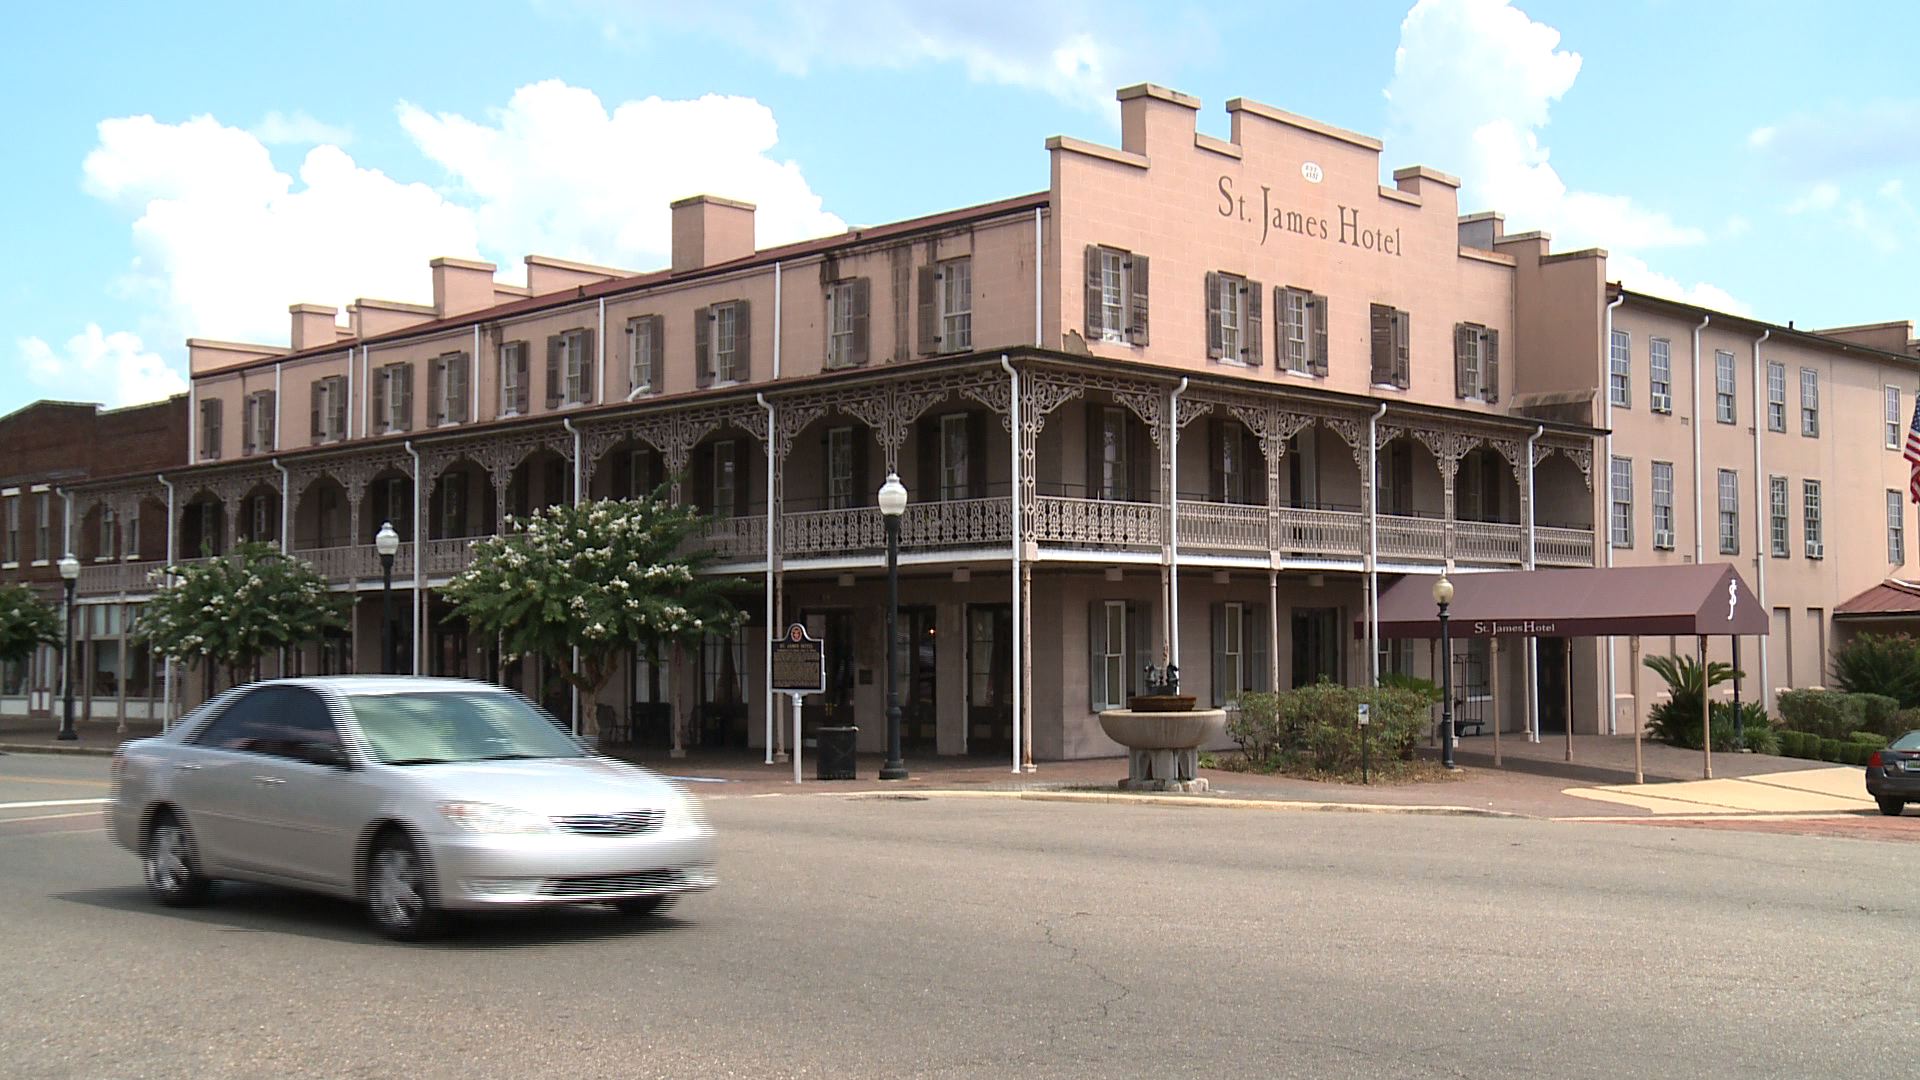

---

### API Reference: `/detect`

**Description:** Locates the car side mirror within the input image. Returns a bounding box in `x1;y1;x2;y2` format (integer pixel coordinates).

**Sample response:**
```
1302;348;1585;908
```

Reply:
301;742;351;769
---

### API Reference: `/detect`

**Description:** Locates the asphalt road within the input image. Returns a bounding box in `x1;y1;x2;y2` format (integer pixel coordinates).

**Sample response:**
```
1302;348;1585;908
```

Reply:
0;753;1906;1079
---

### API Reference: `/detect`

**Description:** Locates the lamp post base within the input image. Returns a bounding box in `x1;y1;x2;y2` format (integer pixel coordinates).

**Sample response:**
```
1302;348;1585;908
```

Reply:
54;730;78;742
878;763;908;781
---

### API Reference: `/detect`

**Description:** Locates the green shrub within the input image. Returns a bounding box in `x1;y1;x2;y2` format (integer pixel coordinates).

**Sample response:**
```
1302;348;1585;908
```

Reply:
1779;689;1863;740
1645;653;1743;749
1819;737;1846;762
1226;691;1283;761
1778;730;1807;757
1832;633;1920;708
1225;680;1430;776
1379;672;1442;705
1849;731;1890;749
1857;694;1904;739
1848;743;1876;766
1736;714;1780;755
1896;709;1920;740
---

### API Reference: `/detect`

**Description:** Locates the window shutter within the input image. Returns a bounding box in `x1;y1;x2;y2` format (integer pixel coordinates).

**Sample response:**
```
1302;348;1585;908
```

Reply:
428;356;445;425
917;418;939;500
1085;402;1103;499
1127;414;1151;502
694;308;713;388
818;431;833;506
1248;606;1269;692
545;336;563;407
1083;245;1102;340
371;367;389;432
967;412;988;499
1369;305;1392;385
330;378;347;441
580;328;598;402
1205;271;1224;360
1246;429;1267;505
1392;310;1411;389
917;265;938;354
456;353;472;422
1454;323;1472;399
1310;293;1330;377
1484;329;1500;403
1245;279;1263;365
734;449;750;519
1127;253;1150;345
242;394;257;455
647;315;664;392
852;430;871;507
397;363;414;431
1207;420;1225;501
732;304;749;382
690;445;713;514
850;277;871;368
310;382;324;445
1128;601;1151;699
1088;602;1108;712
1211;603;1229;708
513;344;530;414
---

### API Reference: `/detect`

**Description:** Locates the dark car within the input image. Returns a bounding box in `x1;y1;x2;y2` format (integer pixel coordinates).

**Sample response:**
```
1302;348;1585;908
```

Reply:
1865;731;1920;816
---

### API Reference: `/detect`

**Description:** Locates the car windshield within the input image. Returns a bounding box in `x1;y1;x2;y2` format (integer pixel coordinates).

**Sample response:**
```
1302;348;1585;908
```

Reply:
1892;731;1920;751
349;691;587;765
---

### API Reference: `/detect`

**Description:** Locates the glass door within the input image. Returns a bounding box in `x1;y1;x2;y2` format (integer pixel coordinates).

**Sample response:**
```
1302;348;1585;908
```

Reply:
967;605;1012;756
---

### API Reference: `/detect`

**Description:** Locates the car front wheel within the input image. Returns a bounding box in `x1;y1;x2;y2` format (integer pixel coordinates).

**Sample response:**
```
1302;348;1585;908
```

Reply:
365;831;444;941
143;812;214;907
1877;798;1906;817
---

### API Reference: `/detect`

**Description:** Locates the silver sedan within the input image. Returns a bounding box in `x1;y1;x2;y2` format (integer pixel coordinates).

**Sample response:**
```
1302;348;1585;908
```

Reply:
109;676;716;939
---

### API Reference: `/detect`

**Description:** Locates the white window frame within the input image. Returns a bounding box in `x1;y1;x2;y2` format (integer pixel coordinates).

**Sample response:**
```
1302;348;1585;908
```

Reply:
1610;456;1633;549
1890;489;1906;566
1714;350;1735;424
437;354;467;427
384;480;406;536
381;363;407;431
826;285;856;369
250;495;270;542
247;390;274;452
826;427;855;510
1800;368;1819;437
1095;600;1127;712
627;449;656;500
1652;461;1675;550
1460;324;1484;401
2;497;17;566
939;413;969;502
1214;271;1246;363
1769;475;1789;558
1888;386;1902;450
1098;248;1128;344
1608;330;1631;407
126;512;140;561
499;342;524;416
939;258;973;352
563;330;591;405
34;492;49;565
629;317;659;394
1281;288;1311;374
715;303;741;384
1766;361;1786;432
1804;479;1823;558
1649;338;1672;414
1717;469;1739;555
1218;601;1245;704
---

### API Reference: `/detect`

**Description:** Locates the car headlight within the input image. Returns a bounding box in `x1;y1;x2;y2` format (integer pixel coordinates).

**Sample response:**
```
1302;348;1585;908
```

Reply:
662;791;710;833
438;801;552;834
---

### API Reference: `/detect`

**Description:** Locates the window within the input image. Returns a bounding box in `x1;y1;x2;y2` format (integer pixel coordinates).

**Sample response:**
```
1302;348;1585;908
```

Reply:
1369;304;1410;389
1888;386;1902;450
199;398;223;461
696;302;750;386
1803;479;1823;558
35;493;49;564
126;512;140;560
939;414;969;502
940;259;972;352
1278;287;1328;375
499;341;530;415
1770;476;1789;557
1454;323;1500;402
1766;361;1786;432
1206;271;1261;365
97;507;115;560
3;498;17;564
242;390;276;454
1210;421;1261;505
373;362;414;433
250;495;271;543
197;501;220;556
1715;350;1736;424
826;282;858;368
1890;490;1906;565
627;449;659;500
191;689;281;753
1095;406;1132;501
712;440;738;517
310;376;347;444
1609;330;1631;407
382;479;407;539
1649;338;1672;413
441;479;467;539
1652;461;1675;550
628;314;664;391
1717;469;1739;555
545;329;595;406
1800;368;1819;436
1089;600;1130;712
1610;456;1633;548
826;427;856;510
1210;602;1269;706
426;352;470;426
1084;245;1147;345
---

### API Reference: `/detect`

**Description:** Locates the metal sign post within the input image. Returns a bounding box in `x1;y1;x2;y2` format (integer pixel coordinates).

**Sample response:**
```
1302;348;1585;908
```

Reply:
772;623;826;785
1357;702;1371;785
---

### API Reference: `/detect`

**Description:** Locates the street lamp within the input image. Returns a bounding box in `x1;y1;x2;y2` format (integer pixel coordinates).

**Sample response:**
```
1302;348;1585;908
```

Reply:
56;554;79;741
1433;572;1456;770
375;521;400;675
877;472;909;781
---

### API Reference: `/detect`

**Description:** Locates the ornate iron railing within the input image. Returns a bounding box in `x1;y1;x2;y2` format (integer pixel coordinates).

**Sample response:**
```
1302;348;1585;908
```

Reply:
782;506;885;557
1274;506;1366;559
1454;520;1525;564
899;497;1013;549
1034;496;1163;550
1176;501;1267;553
1376;514;1446;561
1534;525;1596;567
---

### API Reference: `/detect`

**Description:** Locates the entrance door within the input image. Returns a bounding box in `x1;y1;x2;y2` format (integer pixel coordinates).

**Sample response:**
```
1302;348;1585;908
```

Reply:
966;605;1012;756
897;606;937;753
1291;607;1340;688
799;609;856;744
1538;637;1569;734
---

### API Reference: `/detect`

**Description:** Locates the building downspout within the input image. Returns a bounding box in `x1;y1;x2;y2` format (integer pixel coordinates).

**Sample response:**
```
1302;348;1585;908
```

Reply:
757;391;776;766
596;298;607;408
472;324;482;421
1167;377;1188;670
1525;423;1544;740
273;362;283;451
158;473;176;728
187;381;198;462
1001;355;1023;775
1692;314;1711;565
404;439;424;680
344;348;356;439
361;345;372;441
1366;402;1388;688
271;458;290;553
1752;329;1772;715
561;419;583;736
1600;292;1625;742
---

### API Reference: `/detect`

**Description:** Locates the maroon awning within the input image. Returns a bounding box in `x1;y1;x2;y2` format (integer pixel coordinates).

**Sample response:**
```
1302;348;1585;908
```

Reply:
1364;563;1769;639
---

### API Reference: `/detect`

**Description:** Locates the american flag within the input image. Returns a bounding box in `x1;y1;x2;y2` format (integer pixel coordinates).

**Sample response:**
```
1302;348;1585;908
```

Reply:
1906;392;1920;504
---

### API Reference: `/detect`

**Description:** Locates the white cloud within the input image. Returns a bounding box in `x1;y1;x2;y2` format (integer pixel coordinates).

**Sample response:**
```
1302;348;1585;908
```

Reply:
252;110;354;147
396;81;845;274
1609;253;1750;316
1746;99;1920;177
1786;179;1916;254
1786;183;1841;214
1724;215;1751;238
17;325;187;407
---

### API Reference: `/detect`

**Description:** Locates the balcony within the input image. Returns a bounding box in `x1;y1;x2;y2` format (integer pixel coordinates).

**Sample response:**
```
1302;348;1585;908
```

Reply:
1034;496;1163;552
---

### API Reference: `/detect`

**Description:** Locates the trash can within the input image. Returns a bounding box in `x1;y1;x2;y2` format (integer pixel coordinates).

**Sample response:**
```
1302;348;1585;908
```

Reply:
817;726;858;780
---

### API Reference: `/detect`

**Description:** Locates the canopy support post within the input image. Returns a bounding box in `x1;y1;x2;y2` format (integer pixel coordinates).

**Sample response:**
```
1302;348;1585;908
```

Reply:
1491;636;1502;768
1631;634;1644;785
1700;634;1713;780
1564;641;1574;763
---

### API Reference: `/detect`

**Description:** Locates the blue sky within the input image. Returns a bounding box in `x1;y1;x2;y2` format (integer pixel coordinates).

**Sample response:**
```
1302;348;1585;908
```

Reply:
3;0;1916;412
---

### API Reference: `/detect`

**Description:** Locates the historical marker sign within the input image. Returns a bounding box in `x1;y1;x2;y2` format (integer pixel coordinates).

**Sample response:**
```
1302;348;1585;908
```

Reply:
771;623;825;693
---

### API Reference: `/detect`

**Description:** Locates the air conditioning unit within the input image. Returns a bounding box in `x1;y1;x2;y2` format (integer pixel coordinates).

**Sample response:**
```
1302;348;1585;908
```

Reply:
1807;541;1825;559
1652;392;1672;413
1654;530;1675;549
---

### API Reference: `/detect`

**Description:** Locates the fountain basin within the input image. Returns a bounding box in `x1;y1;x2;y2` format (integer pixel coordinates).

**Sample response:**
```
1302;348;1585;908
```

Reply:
1097;708;1226;792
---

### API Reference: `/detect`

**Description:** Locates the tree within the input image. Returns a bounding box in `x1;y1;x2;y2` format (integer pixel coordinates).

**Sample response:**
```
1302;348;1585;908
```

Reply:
134;542;348;687
441;498;747;728
0;582;62;666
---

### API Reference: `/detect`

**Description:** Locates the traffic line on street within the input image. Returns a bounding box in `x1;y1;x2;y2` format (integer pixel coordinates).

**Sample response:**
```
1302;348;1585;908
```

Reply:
0;797;111;810
0;775;111;789
0;810;104;825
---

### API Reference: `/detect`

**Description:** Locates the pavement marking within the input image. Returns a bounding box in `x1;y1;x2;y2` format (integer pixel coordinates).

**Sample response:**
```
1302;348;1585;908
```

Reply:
0;775;111;789
838;788;1519;817
1562;767;1874;816
0;810;104;825
0;797;111;810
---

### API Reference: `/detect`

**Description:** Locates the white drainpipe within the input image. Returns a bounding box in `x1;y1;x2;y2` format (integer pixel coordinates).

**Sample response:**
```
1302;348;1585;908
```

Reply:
596;298;607;405
403;439;424;681
472;324;482;422
1033;209;1044;346
344;348;356;439
1692;314;1711;565
187;381;198;463
1601;292;1625;740
1167;377;1188;670
1751;329;1772;714
1000;355;1022;774
273;362;283;451
1525;423;1543;739
561;418;583;735
757;391;776;765
1366;401;1387;687
158;472;175;728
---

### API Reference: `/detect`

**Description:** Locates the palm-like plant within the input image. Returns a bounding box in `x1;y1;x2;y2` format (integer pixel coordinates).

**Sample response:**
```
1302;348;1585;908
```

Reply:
1645;653;1745;749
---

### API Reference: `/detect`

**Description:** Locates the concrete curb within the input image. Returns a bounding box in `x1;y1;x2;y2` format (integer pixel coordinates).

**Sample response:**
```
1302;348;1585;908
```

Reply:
838;787;1522;817
0;742;117;757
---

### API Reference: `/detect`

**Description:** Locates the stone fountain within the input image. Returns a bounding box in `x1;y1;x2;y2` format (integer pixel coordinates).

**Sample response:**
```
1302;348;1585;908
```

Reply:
1096;663;1225;793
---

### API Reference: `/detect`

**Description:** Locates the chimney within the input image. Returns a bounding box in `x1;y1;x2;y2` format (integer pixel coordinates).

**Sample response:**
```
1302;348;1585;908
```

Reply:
670;196;757;274
1117;83;1200;157
430;257;498;318
289;304;339;352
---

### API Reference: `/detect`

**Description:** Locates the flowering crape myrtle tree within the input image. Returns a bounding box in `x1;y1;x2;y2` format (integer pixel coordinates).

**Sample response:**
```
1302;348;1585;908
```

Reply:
0;582;61;667
134;542;348;692
441;498;746;733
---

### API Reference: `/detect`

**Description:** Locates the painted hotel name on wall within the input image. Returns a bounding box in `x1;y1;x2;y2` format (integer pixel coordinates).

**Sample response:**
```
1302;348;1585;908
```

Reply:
1216;175;1401;256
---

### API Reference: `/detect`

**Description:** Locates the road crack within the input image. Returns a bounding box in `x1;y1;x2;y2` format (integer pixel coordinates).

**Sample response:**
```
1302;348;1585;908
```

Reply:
1036;912;1132;1025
